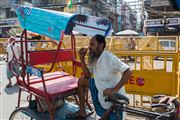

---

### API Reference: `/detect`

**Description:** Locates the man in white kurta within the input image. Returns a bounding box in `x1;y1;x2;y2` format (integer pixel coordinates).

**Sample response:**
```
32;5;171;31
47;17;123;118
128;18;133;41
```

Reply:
89;50;129;109
66;34;132;120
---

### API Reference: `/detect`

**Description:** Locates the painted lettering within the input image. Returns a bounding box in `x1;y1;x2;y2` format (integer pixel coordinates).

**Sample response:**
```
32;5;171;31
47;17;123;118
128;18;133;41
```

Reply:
127;76;145;86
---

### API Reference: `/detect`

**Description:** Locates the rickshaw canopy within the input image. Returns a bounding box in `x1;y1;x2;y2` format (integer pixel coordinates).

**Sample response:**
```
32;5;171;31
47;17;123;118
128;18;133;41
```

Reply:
15;5;112;41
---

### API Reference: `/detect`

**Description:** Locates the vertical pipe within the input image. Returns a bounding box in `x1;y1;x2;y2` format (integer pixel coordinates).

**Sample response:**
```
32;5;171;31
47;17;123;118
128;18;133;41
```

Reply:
108;37;113;51
140;95;143;107
140;56;143;70
17;89;22;107
133;94;135;107
134;56;137;70
164;57;167;71
178;71;180;99
172;55;178;96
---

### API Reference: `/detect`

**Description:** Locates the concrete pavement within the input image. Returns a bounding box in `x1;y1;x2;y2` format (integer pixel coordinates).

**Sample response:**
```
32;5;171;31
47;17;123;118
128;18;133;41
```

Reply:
0;61;28;120
1;61;19;120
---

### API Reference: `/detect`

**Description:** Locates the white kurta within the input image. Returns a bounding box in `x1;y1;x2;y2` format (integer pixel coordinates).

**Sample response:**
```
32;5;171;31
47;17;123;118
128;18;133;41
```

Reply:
6;43;21;62
89;50;129;109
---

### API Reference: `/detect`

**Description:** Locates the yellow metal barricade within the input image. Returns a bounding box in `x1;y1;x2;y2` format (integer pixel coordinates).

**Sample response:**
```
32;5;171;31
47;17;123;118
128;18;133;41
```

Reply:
107;36;180;107
62;35;180;99
115;51;179;97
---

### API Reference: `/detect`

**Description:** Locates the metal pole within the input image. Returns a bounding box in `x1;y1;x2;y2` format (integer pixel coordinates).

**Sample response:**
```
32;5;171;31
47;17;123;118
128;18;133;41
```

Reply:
177;26;180;99
115;0;118;32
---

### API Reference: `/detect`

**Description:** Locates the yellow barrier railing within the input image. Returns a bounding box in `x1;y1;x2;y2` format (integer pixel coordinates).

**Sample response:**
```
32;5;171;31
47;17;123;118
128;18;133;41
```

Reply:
0;38;8;54
115;51;178;95
1;36;180;107
61;36;180;107
57;36;180;98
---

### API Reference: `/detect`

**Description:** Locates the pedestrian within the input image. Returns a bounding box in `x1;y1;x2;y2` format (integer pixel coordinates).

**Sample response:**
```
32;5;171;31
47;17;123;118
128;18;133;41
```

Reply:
66;34;132;119
5;37;21;88
128;38;136;50
128;38;136;61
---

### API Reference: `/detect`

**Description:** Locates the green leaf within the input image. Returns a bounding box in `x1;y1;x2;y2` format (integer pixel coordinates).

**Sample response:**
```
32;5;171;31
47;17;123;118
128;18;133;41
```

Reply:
67;0;73;9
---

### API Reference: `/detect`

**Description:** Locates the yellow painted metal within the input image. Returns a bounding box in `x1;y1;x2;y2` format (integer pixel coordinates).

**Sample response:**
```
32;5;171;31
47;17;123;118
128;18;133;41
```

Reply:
0;35;179;109
115;51;179;97
0;38;8;54
177;72;180;99
37;35;180;100
126;70;173;95
2;36;180;100
3;35;179;107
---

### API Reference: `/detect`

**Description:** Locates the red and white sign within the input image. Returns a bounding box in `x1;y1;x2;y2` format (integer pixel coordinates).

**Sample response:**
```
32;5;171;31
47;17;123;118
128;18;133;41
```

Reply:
127;76;145;86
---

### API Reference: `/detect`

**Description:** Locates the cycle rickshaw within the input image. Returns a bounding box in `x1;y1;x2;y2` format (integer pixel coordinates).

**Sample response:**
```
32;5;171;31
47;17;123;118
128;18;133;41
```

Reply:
8;5;180;120
8;5;112;120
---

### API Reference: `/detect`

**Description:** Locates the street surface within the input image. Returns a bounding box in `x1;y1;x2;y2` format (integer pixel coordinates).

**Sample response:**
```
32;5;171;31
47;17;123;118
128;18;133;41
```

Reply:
0;60;29;120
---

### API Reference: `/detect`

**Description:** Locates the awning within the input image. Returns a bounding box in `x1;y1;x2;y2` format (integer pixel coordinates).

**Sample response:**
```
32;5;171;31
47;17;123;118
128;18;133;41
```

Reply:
15;5;112;41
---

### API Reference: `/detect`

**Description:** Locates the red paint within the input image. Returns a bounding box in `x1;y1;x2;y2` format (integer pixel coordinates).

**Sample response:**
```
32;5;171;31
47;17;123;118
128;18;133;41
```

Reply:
136;76;145;86
81;72;84;76
127;76;145;86
129;76;135;84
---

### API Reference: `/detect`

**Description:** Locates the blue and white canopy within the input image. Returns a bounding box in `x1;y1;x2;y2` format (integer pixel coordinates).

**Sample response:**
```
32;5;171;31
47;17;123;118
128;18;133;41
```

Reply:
15;5;112;41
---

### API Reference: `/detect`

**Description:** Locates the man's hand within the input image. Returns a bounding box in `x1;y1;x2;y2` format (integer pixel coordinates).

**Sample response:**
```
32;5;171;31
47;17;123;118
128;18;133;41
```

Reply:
78;48;88;61
103;88;118;96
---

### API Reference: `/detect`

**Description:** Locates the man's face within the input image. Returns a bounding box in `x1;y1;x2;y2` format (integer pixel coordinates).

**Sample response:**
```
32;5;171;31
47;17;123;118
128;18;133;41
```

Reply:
88;37;101;64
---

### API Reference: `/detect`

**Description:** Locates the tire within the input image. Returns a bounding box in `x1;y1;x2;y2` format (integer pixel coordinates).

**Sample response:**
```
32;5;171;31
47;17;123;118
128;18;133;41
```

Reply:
9;107;40;120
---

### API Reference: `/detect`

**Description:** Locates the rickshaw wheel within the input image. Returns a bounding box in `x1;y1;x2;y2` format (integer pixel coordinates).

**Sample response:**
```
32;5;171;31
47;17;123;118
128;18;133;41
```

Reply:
9;107;40;120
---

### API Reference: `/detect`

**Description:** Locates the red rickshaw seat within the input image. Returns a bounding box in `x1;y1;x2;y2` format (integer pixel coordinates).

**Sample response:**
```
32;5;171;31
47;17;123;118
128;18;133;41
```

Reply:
18;71;70;84
18;71;78;99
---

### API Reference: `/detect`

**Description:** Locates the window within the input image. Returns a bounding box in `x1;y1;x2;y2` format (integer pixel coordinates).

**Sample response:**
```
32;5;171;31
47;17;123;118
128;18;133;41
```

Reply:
171;41;176;47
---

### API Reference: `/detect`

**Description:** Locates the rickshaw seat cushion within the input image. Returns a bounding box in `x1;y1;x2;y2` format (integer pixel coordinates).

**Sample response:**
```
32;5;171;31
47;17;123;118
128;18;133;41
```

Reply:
18;71;70;84
30;75;78;98
19;72;78;99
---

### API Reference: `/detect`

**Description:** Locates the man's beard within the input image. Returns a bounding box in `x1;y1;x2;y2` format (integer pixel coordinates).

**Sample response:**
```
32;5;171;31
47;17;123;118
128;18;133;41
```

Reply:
88;50;101;64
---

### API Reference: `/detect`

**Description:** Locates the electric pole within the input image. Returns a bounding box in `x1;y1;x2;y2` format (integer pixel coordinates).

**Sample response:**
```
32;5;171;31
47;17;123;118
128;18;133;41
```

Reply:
115;0;118;32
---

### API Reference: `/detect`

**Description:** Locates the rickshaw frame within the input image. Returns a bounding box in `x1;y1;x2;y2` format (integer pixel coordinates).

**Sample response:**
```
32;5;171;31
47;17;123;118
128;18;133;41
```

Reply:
8;5;112;120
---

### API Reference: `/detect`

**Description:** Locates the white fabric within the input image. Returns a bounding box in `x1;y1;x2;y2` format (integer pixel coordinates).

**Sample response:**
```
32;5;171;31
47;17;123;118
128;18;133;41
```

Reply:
116;29;138;36
6;43;21;62
90;50;129;109
15;38;33;61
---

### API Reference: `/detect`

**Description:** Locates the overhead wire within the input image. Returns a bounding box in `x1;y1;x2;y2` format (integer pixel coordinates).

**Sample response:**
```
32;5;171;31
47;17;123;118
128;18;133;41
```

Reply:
97;0;143;15
145;5;180;17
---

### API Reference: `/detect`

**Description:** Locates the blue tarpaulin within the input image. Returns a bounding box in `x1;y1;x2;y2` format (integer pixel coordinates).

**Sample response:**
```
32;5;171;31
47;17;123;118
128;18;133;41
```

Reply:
15;5;112;41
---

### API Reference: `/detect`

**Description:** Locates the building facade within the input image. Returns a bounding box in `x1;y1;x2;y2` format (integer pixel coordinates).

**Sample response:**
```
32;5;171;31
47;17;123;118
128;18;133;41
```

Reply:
120;3;137;31
0;0;66;37
0;0;138;37
144;0;180;35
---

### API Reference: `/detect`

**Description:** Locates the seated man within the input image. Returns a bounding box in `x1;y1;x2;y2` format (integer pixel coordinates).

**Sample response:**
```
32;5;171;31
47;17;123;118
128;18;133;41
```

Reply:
67;34;132;120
